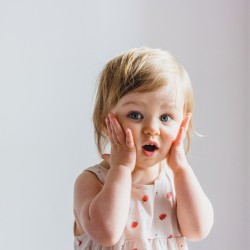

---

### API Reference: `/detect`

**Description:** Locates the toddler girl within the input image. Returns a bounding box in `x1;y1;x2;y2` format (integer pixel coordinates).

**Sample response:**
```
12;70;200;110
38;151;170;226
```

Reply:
73;47;214;249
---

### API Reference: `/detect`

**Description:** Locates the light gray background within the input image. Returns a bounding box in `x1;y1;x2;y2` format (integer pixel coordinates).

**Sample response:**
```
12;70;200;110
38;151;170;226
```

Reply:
0;1;249;249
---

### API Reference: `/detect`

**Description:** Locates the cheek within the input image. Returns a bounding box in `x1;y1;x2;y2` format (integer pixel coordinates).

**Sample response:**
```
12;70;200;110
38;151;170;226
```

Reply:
114;115;127;132
173;127;180;139
117;118;130;132
115;118;138;140
121;123;140;146
163;126;180;142
125;125;139;141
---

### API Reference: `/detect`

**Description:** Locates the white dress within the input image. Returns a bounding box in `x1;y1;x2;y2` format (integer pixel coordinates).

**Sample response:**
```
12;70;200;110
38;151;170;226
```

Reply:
74;163;188;250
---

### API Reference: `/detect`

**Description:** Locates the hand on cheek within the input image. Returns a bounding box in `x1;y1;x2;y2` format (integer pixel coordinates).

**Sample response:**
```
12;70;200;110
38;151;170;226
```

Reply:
102;113;136;172
167;113;192;173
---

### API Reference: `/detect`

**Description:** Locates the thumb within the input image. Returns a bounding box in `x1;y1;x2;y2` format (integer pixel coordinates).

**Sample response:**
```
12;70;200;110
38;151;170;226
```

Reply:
101;154;110;163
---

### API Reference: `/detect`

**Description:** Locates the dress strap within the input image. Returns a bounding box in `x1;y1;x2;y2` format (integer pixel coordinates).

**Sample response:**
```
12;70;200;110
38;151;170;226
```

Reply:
84;164;108;184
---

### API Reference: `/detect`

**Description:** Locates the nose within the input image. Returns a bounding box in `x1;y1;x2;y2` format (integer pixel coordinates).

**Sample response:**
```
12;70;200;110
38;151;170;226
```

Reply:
143;119;160;136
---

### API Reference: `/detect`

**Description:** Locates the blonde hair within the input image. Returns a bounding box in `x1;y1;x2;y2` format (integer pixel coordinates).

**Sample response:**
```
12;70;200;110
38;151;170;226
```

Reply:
93;47;194;155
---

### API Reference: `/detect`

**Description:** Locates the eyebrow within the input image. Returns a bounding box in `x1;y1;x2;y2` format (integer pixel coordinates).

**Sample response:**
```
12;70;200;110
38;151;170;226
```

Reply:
122;101;178;109
122;101;145;106
160;102;178;109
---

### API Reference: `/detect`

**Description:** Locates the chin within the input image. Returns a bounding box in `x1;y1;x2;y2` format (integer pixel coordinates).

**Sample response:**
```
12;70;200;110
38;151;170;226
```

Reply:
135;158;163;169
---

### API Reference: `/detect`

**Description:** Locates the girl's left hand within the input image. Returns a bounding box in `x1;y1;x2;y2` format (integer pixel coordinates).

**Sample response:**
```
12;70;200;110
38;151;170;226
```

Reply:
167;113;192;173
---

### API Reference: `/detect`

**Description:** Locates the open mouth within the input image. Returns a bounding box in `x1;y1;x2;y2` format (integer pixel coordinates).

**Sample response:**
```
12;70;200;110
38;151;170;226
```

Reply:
142;144;159;152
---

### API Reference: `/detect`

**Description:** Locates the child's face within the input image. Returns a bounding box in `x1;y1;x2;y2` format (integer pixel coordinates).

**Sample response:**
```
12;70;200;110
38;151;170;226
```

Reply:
110;84;184;169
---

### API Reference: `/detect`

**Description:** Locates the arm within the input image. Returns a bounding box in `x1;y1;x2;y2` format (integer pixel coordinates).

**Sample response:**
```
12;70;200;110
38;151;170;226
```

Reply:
74;165;132;246
167;114;214;240
174;164;214;240
74;113;136;246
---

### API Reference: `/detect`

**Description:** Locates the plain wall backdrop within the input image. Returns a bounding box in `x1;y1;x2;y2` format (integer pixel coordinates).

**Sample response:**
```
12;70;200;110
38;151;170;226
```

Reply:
248;0;250;247
0;1;249;249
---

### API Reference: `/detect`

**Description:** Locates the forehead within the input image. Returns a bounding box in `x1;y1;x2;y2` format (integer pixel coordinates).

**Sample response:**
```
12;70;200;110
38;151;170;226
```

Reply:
117;84;184;109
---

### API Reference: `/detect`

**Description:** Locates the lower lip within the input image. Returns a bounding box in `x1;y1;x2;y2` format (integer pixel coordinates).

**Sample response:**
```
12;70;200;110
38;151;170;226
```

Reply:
142;147;157;157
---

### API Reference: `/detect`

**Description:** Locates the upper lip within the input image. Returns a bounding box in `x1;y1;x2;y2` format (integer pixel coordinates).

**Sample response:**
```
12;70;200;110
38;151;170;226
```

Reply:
142;141;159;149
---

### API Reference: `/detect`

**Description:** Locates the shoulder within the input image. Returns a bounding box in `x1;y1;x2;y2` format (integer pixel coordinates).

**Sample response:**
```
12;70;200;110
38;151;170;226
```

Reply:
74;164;104;193
78;163;109;185
74;162;109;201
73;164;105;219
73;165;105;237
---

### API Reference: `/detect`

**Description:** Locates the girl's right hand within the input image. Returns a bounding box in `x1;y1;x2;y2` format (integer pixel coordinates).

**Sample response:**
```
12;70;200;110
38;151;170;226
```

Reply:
102;113;136;172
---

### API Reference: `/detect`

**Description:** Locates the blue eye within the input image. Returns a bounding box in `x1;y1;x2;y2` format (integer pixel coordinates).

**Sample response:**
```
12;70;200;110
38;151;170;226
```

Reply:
160;114;172;122
128;112;143;120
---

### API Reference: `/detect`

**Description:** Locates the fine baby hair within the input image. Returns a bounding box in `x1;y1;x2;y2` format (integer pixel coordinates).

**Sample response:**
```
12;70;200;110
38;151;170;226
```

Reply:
73;47;213;250
93;47;194;155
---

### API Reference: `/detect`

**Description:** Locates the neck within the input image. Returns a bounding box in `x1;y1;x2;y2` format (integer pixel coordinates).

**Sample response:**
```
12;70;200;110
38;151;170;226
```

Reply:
132;163;161;185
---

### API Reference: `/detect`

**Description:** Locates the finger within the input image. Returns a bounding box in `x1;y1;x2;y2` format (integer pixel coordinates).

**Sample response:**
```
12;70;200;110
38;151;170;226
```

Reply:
181;113;192;133
125;128;135;149
174;127;185;147
110;122;120;146
109;113;125;145
178;127;185;144
105;118;114;144
175;113;192;146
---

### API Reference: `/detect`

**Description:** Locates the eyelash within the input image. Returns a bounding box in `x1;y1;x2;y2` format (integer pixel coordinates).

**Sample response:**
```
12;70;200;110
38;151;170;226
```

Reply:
127;112;172;122
128;112;143;120
160;114;172;122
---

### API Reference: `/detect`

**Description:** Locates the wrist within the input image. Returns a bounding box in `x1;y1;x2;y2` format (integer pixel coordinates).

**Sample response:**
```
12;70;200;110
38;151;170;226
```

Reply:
110;163;134;172
172;163;191;175
105;165;132;192
109;164;133;177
